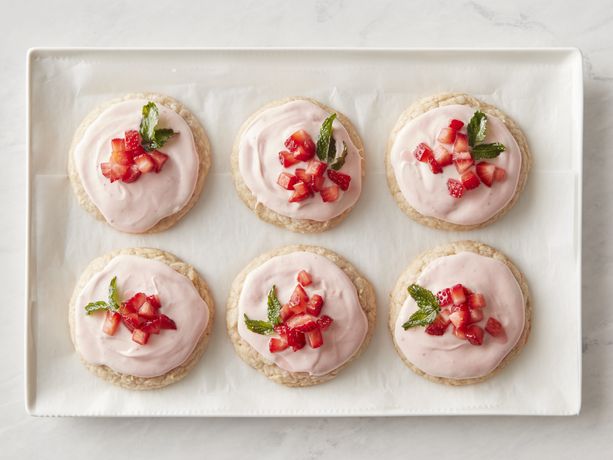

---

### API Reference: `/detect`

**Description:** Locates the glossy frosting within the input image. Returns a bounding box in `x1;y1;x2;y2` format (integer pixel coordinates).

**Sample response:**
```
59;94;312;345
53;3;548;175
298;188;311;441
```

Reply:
237;251;368;376
389;104;522;225
238;99;362;221
393;252;525;379
73;99;200;233
74;254;209;378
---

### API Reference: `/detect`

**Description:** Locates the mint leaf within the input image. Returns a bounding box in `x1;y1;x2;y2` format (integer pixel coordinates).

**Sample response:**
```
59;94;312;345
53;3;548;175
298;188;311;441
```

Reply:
316;113;337;161
153;128;176;148
243;314;274;335
139;102;178;151
267;285;282;326
84;301;109;315
471;143;506;160
467;110;487;147
108;276;121;311
330;142;348;171
402;284;440;330
402;308;438;330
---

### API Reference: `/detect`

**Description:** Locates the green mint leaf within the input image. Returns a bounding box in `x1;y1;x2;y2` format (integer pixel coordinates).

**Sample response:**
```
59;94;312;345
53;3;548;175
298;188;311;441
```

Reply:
139;102;159;150
84;301;110;315
471;143;506;161
330;142;348;171
467;110;487;147
153;128;177;149
243;314;274;335
107;276;121;311
402;308;438;330
316;113;337;161
407;284;440;312
267;285;283;326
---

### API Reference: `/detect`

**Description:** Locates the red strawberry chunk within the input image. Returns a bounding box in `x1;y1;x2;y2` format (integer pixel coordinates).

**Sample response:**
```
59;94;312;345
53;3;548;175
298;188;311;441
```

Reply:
425;315;450;336
450;284;467;305
494;167;506;182
439;307;452;324
310;174;325;192
147;295;161;309
108;163;129;183
134;153;156;173
112;148;133;166
306;294;324;316
449;304;470;329
277;172;298;190
436;288;452;306
464;325;484;346
159;314;177;330
269;336;289;353
287;328;306;351
476;161;496;187
454;158;474;174
289;181;311;203
433;145;453;167
317;315;333;331
284;130;316;157
428;157;443;174
122;312;141;332
280;303;294;322
289;284;309;310
102;311;121;336
306;328;324;349
124;130;141;150
150;151;169;172
293;146;313;162
279;150;300;167
141;318;161;335
468;293;486;309
138;300;158;319
286;314;318;333
327;170;351;191
320;185;340;203
453;132;469;153
485;317;506;338
132;328;150;345
449;119;464;130
453;326;467;340
461;170;480;190
447;178;465;198
294;168;310;184
297;270;312;286
305;159;327;178
122;164;141;183
124;293;147;312
100;162;112;180
413;143;433;162
469;307;484;324
111;138;126;153
437;127;457;145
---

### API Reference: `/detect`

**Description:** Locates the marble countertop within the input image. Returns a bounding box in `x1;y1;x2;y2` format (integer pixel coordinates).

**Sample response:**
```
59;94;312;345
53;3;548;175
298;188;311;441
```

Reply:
2;0;611;458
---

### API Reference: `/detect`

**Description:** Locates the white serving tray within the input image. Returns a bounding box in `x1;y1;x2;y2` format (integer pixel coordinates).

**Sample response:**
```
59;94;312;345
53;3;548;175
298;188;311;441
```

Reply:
26;48;583;416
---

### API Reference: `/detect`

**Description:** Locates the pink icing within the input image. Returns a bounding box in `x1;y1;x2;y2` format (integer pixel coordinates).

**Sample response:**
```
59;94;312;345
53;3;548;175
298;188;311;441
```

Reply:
74;254;209;378
237;251;368;376
73;99;200;233
393;252;525;379
389;105;522;225
238;100;362;221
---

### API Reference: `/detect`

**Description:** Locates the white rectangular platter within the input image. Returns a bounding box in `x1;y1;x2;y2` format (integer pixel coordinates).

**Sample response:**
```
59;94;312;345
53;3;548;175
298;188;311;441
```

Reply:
26;48;583;416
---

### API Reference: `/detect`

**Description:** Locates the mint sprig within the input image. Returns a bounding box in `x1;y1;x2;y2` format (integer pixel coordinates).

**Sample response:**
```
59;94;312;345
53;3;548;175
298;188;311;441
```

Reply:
267;285;283;326
316;113;336;161
83;277;122;315
84;301;110;315
466;110;506;161
401;284;440;330
330;142;348;171
139;102;178;151
243;314;275;335
471;143;506;160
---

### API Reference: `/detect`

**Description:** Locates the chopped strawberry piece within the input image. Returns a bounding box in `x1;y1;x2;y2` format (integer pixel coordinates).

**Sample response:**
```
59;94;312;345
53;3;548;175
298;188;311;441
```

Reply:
284;130;316;157
134;153;156;173
449;304;470;329
274;324;289;336
108;163;129;182
293;145;314;162
121;312;141;332
146;295;161;309
449;119;464;130
305;159;327;178
287;328;306;351
453;326;467;340
461;170;480;190
468;293;486;309
112;148;133;166
297;270;312;286
111;138;126;153
425;315;450;336
428;157;443;174
447;178;465;198
439;308;452;324
289;181;311;202
453;132;469;153
150;151;169;172
138;300;158;319
437;127;457;144
494;167;506;182
310;174;325;192
100;162;112;180
102;311;121;336
280;303;294;322
279;150;300;167
485;317;506;337
454;150;472;160
121;164;141;183
433;145;453;167
289;285;309;311
469;307;484;324
317;315;333;331
327;170;351;191
454;158;474;174
320;185;340;203
464;325;484;346
286;314;318;333
159;314;177;330
450;284;467;305
269;336;289;353
132;328;150;345
476;161;496;187
277;172;298;190
306;294;324;316
124;130;141;151
413;143;433;162
294;168;311;184
306;328;324;349
124;292;147;312
141;318;161;335
436;288;452;306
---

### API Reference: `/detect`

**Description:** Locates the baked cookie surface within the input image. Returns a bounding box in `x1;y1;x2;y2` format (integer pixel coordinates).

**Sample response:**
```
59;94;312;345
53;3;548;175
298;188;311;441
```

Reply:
226;245;376;387
386;93;531;230
69;247;214;390
68;93;211;233
389;240;531;386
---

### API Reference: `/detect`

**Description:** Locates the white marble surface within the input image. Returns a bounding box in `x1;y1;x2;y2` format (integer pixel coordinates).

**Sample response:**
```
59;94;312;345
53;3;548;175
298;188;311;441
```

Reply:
2;0;611;458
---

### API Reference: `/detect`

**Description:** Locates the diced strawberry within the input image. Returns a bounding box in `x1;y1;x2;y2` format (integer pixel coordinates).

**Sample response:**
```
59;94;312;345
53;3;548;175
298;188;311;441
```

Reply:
274;324;289;336
293;145;314;162
327;170;351;191
310;174;325;192
280;303;294;322
447;178;464;198
124;292;147;311
320;185;340;203
465;325;484;346
433;145;453;167
306;328;324;349
121;164;141;183
277;172;298;190
150;151;169;172
102;311;121;336
317;315;333;331
439;307;452;324
289;284;309;311
425;315;450;336
306;294;324;316
138;300;158;319
428;157;443;174
461;170;480;190
269;336;289;353
297;270;312;286
454;132;469;153
449;304;471;329
306;159;327;178
279;150;300;167
468;293;486;309
112;148;133;166
449;119;464;130
100;162;112;180
454;158;474;174
289;181;311;203
494;167;506;182
286;314;319;333
134;153;156;173
287;328;306;351
141;318;161;335
463;286;474;296
437;127;457;144
284;130;316;157
454;150;472;160
146;295;161;309
132;328;150;345
413;143;433;162
108;163;129;183
450;284;467;305
159;314;177;330
469;307;484;324
121;312;141;332
476;161;496;187
485;317;505;337
294;168;310;184
453;326;467;340
124;130;141;150
111;138;126;153
436;288;452;306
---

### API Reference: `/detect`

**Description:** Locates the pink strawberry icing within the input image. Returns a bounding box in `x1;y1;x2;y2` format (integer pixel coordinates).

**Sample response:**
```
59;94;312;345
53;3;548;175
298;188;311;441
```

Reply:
74;254;209;378
237;251;368;376
389;104;522;225
73;99;200;233
393;252;525;380
238;99;362;221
